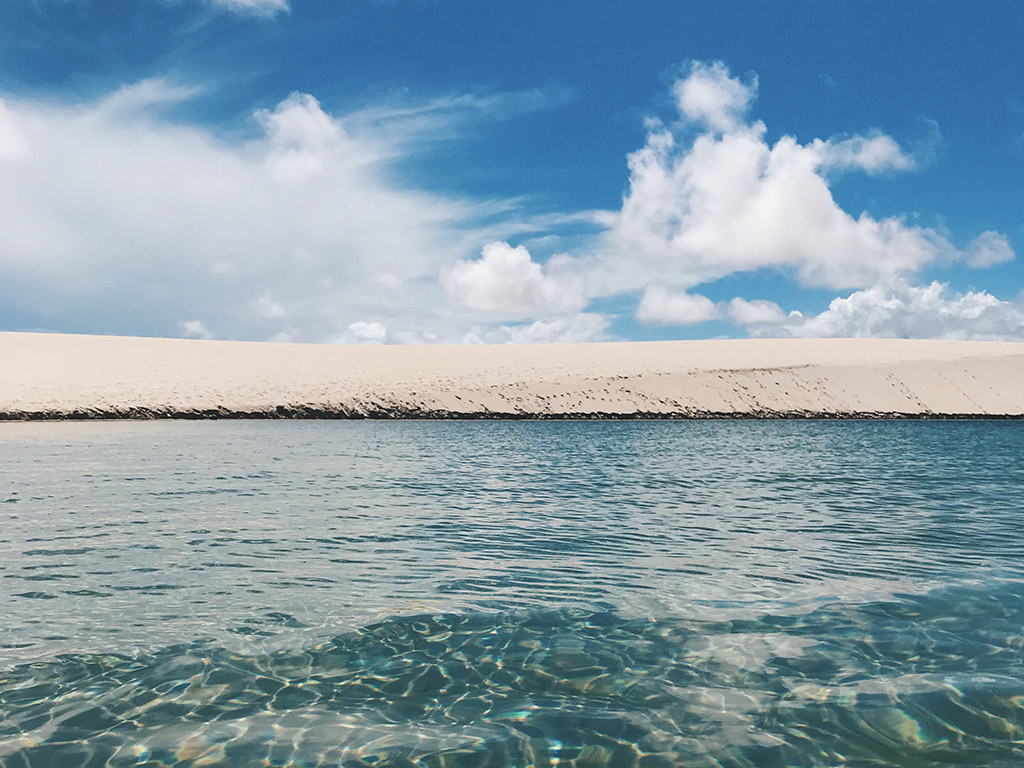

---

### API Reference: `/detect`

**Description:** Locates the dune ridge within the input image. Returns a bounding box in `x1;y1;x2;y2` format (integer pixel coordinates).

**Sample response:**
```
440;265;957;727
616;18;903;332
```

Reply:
1;332;1023;420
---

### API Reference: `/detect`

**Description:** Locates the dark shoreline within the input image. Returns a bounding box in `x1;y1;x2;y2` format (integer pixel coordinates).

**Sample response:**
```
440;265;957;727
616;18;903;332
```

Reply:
2;407;1023;422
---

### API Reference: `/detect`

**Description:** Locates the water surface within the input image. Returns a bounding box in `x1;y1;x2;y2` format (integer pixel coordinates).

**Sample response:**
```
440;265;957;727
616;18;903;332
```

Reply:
1;421;1022;766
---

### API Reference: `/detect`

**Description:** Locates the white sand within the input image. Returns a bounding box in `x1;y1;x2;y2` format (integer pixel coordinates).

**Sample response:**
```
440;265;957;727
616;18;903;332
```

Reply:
1;332;1023;419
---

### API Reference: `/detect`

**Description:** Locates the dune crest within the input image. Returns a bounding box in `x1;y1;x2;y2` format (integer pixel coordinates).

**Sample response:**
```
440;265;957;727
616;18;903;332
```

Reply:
1;332;1022;420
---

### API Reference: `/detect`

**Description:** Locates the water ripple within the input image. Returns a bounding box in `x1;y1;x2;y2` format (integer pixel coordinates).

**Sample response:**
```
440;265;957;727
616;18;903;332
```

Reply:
0;420;1022;766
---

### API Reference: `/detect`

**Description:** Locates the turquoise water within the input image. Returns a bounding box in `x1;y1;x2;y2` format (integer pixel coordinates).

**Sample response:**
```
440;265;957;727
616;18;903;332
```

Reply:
1;421;1022;767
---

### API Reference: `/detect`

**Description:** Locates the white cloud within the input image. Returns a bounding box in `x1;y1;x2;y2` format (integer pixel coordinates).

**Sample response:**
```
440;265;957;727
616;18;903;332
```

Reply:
911;116;944;168
0;80;547;342
344;87;575;150
673;61;756;134
732;280;1024;341
811;132;914;174
600;62;953;293
0;99;30;162
443;241;586;316
251;293;286;319
346;320;389;344
180;319;215;339
464;313;610;344
256;93;349;183
207;0;288;17
965;231;1015;268
2;62;1018;346
726;298;789;327
590;65;1016;340
93;80;206;119
1;79;598;344
635;285;719;325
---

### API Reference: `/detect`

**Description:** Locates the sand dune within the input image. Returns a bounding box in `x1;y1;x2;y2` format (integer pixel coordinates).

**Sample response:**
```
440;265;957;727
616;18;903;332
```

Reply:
1;332;1022;419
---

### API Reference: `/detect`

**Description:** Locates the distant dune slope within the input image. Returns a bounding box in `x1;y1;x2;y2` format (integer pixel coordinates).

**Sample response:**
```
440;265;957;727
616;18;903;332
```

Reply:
1;332;1023;419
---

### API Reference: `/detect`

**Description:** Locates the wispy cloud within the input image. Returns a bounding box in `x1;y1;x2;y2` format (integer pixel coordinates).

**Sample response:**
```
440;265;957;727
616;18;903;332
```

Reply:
343;86;575;150
205;0;288;18
818;73;838;89
0;79;561;341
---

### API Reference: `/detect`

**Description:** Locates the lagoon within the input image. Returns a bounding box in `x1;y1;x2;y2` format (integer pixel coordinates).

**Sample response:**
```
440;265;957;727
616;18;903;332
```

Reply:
1;421;1023;766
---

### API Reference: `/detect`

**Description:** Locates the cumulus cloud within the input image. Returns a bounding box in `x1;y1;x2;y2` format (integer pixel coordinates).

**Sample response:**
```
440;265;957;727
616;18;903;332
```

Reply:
635;285;719;325
2;61;1018;345
726;298;789;327
583;60;1018;342
603;62;1017;338
443;241;586;317
673;61;757;133
965;231;1015;268
346;320;389;344
732;280;1024;341
180;319;215;339
601;62;952;293
464;313;610;344
256;93;349;182
437;62;1013;341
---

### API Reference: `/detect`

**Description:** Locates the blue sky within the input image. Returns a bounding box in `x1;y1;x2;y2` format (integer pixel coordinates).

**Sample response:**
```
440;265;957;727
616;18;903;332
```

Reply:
1;0;1021;343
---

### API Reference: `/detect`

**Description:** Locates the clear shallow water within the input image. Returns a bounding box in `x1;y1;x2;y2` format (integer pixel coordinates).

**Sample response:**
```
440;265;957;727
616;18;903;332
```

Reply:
0;421;1022;767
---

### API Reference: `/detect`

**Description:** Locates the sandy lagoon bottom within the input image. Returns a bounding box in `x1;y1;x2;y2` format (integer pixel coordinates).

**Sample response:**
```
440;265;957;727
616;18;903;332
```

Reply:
1;421;1023;767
